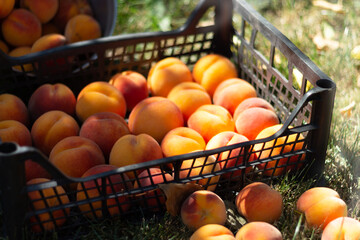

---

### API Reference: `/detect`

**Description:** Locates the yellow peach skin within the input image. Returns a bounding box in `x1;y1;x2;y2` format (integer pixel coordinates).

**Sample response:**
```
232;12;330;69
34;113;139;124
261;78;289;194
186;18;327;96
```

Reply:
235;222;283;240
31;34;67;53
297;187;340;213
8;46;33;72
0;0;15;19
190;224;235;240
321;217;360;240
0;120;32;146
64;14;101;44
0;93;29;126
21;0;59;24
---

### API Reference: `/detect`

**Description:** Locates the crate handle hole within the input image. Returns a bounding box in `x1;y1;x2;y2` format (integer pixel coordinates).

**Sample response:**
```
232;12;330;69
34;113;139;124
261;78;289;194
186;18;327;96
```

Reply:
316;79;336;90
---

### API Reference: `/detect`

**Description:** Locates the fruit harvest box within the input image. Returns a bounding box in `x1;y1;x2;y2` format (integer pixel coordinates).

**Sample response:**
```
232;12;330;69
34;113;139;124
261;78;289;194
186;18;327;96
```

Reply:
0;0;336;239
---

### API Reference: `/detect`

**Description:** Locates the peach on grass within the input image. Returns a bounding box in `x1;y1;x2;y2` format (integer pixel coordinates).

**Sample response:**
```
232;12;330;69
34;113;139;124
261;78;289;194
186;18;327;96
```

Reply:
296;187;340;213
0;93;29;126
0;120;32;146
64;14;101;44
0;0;15;19
235;182;283;223
180;190;227;230
235;222;283;240
321;217;360;240
233;97;276;120
8;46;33;72
190;224;235;240
21;0;59;23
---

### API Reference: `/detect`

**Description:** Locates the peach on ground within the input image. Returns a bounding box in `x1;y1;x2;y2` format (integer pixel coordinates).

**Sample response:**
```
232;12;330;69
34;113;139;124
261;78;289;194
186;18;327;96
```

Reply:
41;22;61;35
28;83;76;121
109;70;148;112
0;40;9;54
296;187;341;213
0;120;31;146
76;81;127;122
235;182;283;223
64;14;101;44
167;82;212;122
147;57;193;97
205;131;254;178
77;164;133;219
235;222;283;240
187;104;235;143
161;127;206;158
27;178;70;232
192;54;238;97
1;9;42;47
235;107;279;141
190;224;235;240
233;97;276;120
179;155;221;191
213;78;257;115
128;96;184;143
30;34;67;53
8;46;33;72
253;124;305;176
21;0;59;23
31;110;80;156
321;217;360;240
0;93;29;126
0;0;15;19
180;190;227;230
109;134;164;179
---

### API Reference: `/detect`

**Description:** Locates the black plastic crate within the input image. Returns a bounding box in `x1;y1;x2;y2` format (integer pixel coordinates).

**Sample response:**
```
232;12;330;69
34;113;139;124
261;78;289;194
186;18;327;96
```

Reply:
0;0;336;239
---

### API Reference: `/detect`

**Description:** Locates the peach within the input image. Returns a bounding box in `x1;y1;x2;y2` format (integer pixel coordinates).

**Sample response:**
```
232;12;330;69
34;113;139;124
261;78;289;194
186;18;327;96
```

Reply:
190;224;235;240
192;54;238;97
8;46;33;72
0;0;15;19
76;81;126;122
161;127;206;158
167;82;212;122
235;222;283;240
321;217;360;240
109;70;148;112
1;9;42;47
0;40;9;54
180;190;227;230
0;120;31;146
64;14;101;44
21;0;59;23
0;93;29;126
30;33;67;53
235;107;279;141
233;97;276;121
79;112;130;160
28;83;76;121
27;178;70;232
147;57;193;97
109;134;164;179
296;187;340;213
128;96;184;143
205;131;254;178
49;136;105;179
235;182;283;223
25;160;51;182
77;164;133;219
253;124;305;176
31;110;79;156
213;78;257;115
187;104;235;143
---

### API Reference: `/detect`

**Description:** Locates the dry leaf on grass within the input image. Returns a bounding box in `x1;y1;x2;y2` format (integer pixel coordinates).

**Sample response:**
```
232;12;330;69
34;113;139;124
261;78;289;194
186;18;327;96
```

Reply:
312;32;340;51
339;101;355;118
312;0;344;14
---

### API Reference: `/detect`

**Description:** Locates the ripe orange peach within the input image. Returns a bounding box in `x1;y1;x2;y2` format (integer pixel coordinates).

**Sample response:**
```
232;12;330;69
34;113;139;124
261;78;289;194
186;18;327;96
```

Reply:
0;120;32;146
30;33;67;53
1;9;42;47
77;164;133;219
76;81;127;122
109;134;164;179
190;224;235;240
235;182;283;223
296;187;340;213
147;57;193;97
31;110;79;156
233;97;276;121
21;0;59;23
213;78;257;115
180;190;227;230
0;0;15;19
167;82;212;122
0;93;29;126
8;46;33;72
27;178;70;232
64;14;101;44
192;54;238;97
28;83;76;121
79;112;130;160
128;96;184;143
235;222;283;240
187;104;235;143
321;217;360;240
0;40;9;54
109;70;148;112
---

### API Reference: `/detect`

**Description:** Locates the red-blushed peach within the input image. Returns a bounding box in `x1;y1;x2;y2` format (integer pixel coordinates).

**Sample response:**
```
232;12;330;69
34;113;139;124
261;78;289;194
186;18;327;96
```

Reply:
235;107;279;141
28;83;76;121
31;110;80;156
0;93;29;126
8;46;33;72
233;97;276;121
1;9;42;47
213;78;257;115
235;182;283;223
235;222;283;240
76;164;133;219
167;82;212;122
192;54;238;97
0;0;15;19
0;120;32;146
27;178;70;232
180;190;227;230
25;160;51;182
109;134;164;179
187;104;235;143
133;168;174;212
321;217;360;240
190;224;235;240
76;81;127;122
296;187;340;213
161;127;206;158
30;33;67;53
253;124;305;176
147;57;193;97
0;40;9;54
128;96;184;143
109;70;148;112
64;14;101;44
21;0;59;23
